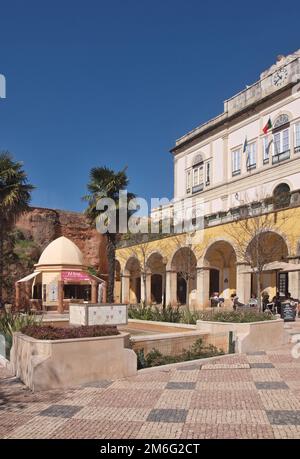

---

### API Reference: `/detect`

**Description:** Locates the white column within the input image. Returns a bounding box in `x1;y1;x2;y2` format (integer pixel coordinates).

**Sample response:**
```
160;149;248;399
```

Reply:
141;273;151;305
121;274;130;304
196;267;210;309
288;257;300;299
236;263;251;304
165;270;177;306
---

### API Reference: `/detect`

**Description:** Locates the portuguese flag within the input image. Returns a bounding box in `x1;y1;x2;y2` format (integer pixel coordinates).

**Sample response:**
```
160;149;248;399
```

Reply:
263;117;272;134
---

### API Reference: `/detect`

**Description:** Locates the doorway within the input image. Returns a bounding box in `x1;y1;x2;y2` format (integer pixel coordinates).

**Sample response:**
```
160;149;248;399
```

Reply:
209;269;220;295
177;274;187;304
151;274;162;304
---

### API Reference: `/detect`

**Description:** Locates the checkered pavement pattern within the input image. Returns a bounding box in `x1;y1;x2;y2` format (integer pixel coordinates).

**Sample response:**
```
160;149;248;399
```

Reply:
1;344;300;439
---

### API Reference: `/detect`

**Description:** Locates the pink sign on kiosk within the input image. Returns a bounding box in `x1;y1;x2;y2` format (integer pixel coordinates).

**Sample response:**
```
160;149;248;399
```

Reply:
61;271;91;282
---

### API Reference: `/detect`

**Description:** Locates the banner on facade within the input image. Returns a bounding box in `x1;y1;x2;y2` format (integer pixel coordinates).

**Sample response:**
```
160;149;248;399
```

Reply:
61;271;91;282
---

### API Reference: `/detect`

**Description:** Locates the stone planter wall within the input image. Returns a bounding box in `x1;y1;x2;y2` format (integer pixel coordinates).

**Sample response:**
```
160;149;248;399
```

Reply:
10;331;137;391
196;318;289;353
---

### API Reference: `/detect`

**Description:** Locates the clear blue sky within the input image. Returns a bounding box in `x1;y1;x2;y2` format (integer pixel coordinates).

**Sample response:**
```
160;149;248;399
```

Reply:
0;0;299;212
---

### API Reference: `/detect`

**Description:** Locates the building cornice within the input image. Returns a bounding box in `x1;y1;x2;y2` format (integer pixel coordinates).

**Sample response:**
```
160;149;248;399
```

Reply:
171;83;295;155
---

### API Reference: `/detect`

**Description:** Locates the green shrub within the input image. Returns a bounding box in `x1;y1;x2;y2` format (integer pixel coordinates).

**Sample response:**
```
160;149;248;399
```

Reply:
197;309;275;323
129;304;275;325
136;338;224;368
152;305;182;323
128;304;156;321
128;304;199;324
180;309;202;324
136;349;147;369
0;312;41;359
0;311;40;337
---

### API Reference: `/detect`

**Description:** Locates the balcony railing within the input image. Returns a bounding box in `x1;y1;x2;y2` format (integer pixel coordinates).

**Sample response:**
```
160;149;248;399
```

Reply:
247;163;256;171
295;145;300;154
272;149;290;164
117;190;299;249
192;183;204;194
232;169;241;177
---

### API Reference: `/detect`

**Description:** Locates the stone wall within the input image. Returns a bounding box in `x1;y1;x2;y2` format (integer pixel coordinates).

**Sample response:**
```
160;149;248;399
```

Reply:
3;207;108;302
16;206;108;274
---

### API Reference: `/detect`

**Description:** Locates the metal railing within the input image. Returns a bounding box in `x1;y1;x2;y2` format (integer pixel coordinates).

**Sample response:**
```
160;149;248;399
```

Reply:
272;149;290;164
117;191;298;248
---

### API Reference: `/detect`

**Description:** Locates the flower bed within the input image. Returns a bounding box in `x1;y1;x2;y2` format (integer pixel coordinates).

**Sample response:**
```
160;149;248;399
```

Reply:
136;338;224;369
21;324;119;340
197;310;275;323
128;304;202;324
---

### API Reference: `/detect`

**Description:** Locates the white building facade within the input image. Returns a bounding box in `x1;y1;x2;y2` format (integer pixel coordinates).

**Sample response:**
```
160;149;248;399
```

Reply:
118;49;300;309
152;49;300;221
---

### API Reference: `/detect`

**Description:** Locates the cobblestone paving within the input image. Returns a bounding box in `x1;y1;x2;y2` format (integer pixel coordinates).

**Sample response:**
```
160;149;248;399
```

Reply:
1;343;300;439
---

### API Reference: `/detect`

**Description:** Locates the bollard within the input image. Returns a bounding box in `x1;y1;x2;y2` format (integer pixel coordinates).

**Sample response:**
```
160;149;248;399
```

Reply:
228;331;236;354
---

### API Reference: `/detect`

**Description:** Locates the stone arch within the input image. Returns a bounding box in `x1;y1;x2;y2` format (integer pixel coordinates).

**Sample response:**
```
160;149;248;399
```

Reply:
171;246;197;306
146;251;167;304
124;256;141;304
273;182;291;210
246;230;289;298
193;153;204;166
199;236;239;266
203;239;237;300
273;113;290;129
145;250;166;266
271;179;292;194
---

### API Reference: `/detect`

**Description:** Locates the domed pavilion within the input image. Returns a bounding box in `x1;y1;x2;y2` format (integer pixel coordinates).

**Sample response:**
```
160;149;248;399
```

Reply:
15;236;106;313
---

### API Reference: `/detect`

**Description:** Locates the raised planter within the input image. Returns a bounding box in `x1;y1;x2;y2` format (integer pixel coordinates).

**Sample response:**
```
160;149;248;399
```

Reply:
10;331;136;391
196;318;289;353
69;303;128;326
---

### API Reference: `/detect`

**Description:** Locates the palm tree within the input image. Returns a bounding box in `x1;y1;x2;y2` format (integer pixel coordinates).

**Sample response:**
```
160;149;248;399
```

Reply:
0;152;35;300
83;166;135;303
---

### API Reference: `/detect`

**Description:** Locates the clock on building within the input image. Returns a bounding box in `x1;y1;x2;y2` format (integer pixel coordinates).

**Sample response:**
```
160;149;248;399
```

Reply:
272;67;288;87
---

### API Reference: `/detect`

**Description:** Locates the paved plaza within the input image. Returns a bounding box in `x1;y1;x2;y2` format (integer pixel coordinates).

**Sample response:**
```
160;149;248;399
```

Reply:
1;340;300;439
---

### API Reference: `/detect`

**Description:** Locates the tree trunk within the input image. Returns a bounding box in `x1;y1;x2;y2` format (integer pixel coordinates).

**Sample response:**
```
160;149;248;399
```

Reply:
106;235;115;303
142;272;147;307
256;271;262;311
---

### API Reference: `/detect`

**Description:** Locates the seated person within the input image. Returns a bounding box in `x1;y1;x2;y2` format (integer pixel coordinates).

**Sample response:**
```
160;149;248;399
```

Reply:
232;295;244;309
272;291;281;315
210;292;224;307
262;291;270;311
248;294;258;307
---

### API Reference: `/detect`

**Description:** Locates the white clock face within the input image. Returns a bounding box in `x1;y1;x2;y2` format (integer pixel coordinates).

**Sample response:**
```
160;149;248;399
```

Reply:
272;67;288;87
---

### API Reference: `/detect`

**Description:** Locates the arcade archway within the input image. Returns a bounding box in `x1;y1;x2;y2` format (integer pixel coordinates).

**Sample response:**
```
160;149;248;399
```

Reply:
204;240;237;303
146;252;166;304
171;247;197;306
125;257;141;304
247;231;289;298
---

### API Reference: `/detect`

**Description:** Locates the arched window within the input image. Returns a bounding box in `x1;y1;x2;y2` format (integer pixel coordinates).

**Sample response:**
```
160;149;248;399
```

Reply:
186;152;211;194
273;115;290;164
273;183;291;210
273;114;289;129
192;153;204;193
193;153;204;166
